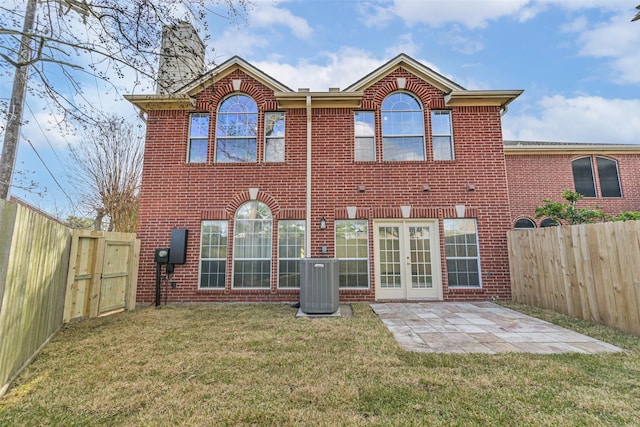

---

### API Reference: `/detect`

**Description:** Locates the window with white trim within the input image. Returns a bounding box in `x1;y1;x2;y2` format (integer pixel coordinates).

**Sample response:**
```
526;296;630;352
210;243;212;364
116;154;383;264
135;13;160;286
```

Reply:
277;220;305;288
233;201;272;288
216;94;258;162
444;219;481;287
335;219;369;288
354;111;375;161
431;110;454;160
265;112;285;162
199;220;228;288
188;113;209;163
381;92;425;161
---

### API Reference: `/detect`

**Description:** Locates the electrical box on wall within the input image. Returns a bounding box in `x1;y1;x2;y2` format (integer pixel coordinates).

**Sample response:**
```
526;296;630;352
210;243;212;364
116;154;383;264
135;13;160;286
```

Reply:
169;228;188;265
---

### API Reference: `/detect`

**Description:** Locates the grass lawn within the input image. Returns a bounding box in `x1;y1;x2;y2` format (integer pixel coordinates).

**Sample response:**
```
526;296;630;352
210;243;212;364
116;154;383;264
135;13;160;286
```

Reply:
1;302;639;426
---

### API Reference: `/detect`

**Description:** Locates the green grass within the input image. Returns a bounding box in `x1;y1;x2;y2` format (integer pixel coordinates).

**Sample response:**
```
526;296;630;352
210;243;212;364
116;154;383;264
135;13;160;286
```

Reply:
1;302;639;426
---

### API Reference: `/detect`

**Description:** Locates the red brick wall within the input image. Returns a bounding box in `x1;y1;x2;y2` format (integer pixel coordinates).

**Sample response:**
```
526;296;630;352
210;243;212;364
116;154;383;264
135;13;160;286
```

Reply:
506;153;640;226
136;67;514;304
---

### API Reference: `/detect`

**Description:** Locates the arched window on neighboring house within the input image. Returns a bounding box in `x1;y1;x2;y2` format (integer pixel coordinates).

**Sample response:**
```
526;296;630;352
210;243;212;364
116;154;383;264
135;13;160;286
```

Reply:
540;218;559;227
514;218;536;230
572;156;622;198
381;92;425;161
232;201;273;288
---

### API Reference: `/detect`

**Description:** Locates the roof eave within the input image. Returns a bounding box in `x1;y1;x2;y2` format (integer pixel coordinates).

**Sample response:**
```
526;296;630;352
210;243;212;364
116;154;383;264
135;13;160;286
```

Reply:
123;94;197;112
444;90;524;108
345;53;464;93
504;144;640;155
181;56;293;97
274;92;364;108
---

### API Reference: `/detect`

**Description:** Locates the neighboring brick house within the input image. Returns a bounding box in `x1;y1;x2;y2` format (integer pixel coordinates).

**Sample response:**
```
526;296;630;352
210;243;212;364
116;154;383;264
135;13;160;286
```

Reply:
505;141;640;228
125;26;640;304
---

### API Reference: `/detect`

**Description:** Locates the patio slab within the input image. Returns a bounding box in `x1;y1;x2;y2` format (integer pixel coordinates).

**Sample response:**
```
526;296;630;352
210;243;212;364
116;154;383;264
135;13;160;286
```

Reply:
371;302;623;354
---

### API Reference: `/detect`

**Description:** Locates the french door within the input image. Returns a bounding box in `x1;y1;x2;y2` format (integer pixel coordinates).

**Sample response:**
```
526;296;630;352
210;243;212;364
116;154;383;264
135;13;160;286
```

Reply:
374;220;442;300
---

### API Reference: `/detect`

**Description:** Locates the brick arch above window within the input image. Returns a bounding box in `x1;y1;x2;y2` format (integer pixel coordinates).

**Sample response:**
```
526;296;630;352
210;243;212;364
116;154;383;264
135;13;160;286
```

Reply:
208;75;272;110
225;190;281;219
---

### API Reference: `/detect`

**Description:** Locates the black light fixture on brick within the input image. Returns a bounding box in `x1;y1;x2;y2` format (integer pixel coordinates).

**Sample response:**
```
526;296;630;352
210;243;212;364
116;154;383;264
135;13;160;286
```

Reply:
319;216;327;230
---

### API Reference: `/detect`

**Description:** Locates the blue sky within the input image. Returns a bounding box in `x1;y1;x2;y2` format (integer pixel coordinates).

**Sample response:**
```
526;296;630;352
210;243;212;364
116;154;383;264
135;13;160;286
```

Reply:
2;0;640;218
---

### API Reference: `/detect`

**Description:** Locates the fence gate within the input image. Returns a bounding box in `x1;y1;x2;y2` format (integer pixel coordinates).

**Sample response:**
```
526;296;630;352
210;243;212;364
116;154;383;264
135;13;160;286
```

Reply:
63;230;140;322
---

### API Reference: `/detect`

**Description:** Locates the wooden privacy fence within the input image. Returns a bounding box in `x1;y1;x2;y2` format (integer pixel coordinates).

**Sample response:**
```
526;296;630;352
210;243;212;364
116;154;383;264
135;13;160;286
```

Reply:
0;200;71;396
0;199;139;397
507;221;640;335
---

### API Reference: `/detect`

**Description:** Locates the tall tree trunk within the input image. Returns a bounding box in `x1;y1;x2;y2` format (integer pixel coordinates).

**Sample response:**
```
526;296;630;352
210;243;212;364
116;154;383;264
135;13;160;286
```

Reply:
0;0;37;199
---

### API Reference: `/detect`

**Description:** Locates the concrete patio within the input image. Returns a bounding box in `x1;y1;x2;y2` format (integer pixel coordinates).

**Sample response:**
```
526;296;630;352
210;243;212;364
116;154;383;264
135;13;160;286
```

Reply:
371;302;623;354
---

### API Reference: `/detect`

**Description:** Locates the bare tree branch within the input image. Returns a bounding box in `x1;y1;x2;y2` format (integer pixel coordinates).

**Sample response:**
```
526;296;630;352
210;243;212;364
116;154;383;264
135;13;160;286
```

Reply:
67;114;144;232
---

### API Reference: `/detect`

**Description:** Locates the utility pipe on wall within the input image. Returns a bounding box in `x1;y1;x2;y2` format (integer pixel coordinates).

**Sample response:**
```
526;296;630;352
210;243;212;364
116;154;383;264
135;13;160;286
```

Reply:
305;95;312;257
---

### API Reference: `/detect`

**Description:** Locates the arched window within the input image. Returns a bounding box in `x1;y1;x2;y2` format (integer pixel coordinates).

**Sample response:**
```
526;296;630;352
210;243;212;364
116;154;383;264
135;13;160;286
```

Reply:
572;156;596;197
216;94;258;162
381;92;425;161
596;157;622;197
540;218;559;227
514;218;536;230
572;156;622;198
233;201;272;288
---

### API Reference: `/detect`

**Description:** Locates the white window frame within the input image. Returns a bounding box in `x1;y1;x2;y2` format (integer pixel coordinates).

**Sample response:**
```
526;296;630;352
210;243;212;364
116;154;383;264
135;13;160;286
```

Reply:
277;220;305;288
354;111;376;161
188;113;209;163
265;111;285;162
443;218;482;288
215;94;258;163
199;220;228;289
232;201;273;289
431;110;454;161
381;92;426;161
335;219;370;289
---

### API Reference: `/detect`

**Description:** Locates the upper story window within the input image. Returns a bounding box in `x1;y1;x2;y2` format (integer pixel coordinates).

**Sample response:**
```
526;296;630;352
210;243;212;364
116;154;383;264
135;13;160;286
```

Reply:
265;112;285;162
216;94;258;163
572;156;622;198
431;110;454;161
596;157;622;197
354;111;375;161
381;92;425;161
188;113;209;163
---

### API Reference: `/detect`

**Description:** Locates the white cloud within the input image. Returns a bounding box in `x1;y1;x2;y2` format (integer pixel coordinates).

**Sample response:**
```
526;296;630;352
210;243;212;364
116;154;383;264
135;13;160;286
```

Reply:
209;1;312;59
367;0;531;29
572;13;640;84
254;48;387;91
503;95;640;144
384;33;421;58
249;2;313;39
253;48;455;92
358;0;632;29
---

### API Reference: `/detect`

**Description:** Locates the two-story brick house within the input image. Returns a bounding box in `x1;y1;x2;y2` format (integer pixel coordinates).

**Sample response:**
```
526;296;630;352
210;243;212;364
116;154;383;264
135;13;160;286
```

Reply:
125;24;640;305
505;141;640;229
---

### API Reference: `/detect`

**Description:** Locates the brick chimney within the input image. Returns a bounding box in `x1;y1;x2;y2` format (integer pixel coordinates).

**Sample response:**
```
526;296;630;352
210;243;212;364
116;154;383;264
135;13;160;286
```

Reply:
156;22;205;94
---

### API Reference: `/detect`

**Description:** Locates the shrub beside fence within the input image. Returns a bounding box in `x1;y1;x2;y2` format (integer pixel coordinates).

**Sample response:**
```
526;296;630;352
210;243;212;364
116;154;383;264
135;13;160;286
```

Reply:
0;200;140;397
507;220;640;336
